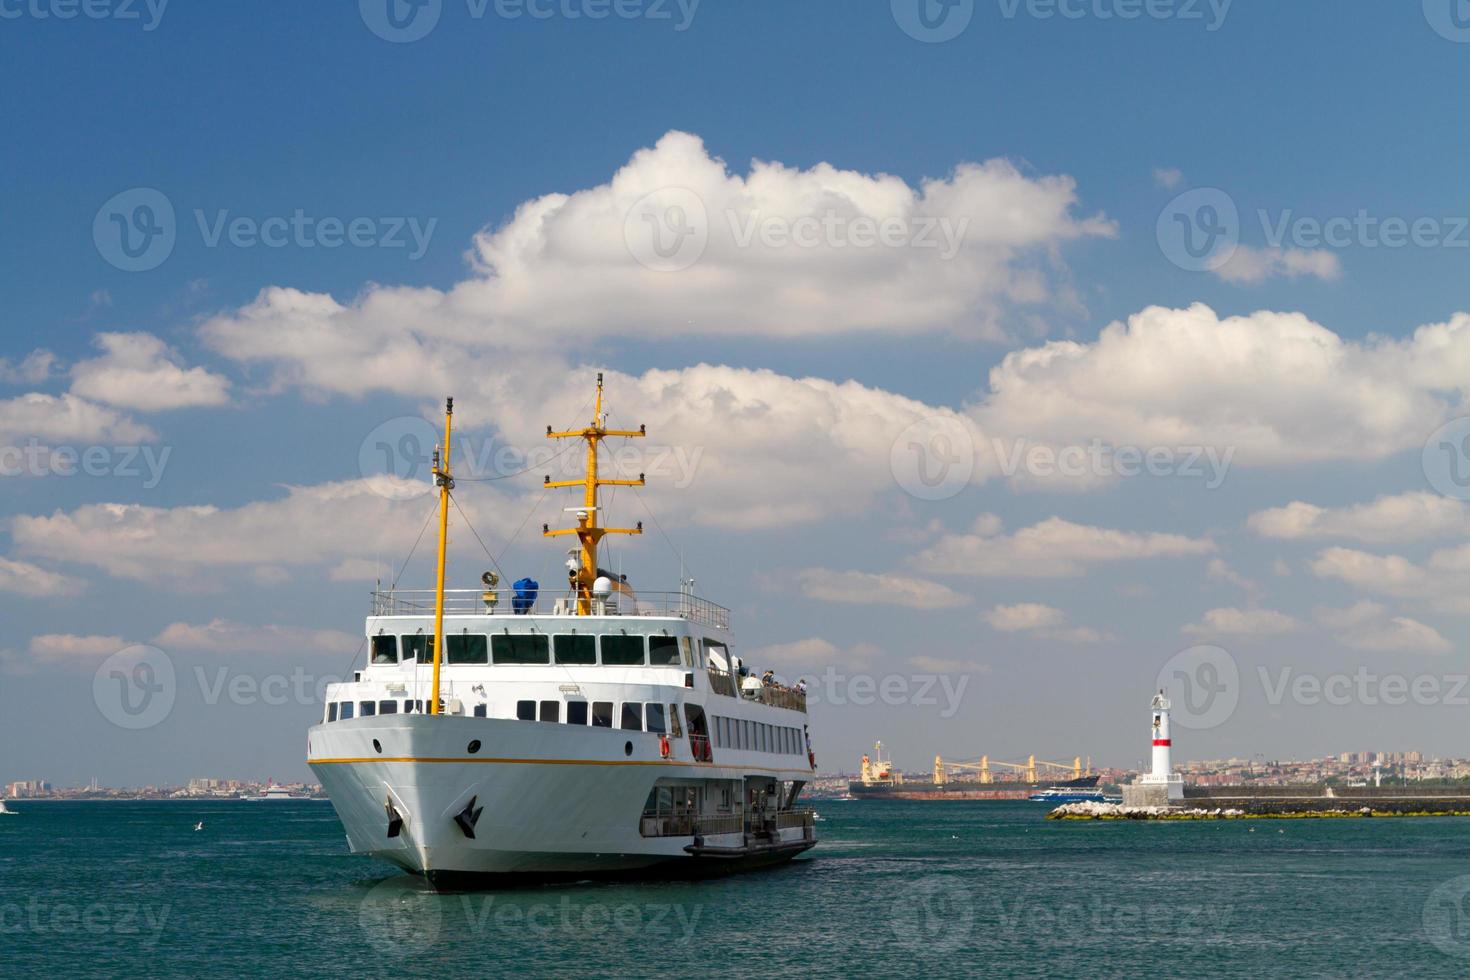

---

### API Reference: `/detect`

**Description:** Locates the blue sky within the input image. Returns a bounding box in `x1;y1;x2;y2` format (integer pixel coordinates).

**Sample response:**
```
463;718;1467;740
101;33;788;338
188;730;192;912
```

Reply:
6;1;1470;786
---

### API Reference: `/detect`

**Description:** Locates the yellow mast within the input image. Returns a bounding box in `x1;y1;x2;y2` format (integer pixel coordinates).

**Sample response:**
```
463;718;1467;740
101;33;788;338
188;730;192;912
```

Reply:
429;397;454;715
543;373;645;614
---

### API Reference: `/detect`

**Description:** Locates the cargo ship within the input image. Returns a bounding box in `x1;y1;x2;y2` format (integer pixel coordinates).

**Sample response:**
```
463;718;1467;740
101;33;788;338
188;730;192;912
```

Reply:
849;743;1103;801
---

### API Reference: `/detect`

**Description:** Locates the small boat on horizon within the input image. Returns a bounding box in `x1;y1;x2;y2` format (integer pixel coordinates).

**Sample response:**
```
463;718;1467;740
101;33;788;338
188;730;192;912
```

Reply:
0;800;15;815
242;787;311;802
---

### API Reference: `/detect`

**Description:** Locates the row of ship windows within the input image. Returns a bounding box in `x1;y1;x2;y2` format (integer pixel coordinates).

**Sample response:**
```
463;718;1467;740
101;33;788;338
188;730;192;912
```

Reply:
370;633;728;668
711;715;803;756
324;699;800;755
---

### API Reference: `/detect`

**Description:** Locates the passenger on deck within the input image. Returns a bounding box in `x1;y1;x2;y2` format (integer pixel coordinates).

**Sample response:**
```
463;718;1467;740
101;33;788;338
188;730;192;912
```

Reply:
741;673;764;698
796;678;808;696
761;669;775;687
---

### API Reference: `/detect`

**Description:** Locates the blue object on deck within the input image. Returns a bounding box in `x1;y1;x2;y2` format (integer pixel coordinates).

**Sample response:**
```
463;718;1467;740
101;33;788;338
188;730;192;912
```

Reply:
512;578;539;614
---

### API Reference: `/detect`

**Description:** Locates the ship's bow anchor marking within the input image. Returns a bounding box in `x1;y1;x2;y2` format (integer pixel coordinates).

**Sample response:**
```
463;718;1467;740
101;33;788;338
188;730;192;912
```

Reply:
454;796;484;839
385;799;405;839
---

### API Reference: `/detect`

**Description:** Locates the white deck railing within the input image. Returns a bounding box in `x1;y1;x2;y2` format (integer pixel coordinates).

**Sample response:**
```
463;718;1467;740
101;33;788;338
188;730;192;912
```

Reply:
370;589;731;630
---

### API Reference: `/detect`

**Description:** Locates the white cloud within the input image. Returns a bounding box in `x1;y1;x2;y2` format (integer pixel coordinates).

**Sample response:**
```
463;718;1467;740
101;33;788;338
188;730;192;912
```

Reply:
983;603;1065;631
327;558;390;582
1249;492;1470;544
153;619;359;656
912;514;1213;578
794;569;970;610
973;304;1470;467
1313;601;1451;653
909;655;990;673
1206;558;1259;596
0;392;155;444
0;350;55;385
10;476;519;584
0;557;86;597
28;633;128;661
1182;607;1301;636
70;332;230;411
1309;547;1433;600
1152;167;1184;190
1215;245;1341;284
744;638;882;670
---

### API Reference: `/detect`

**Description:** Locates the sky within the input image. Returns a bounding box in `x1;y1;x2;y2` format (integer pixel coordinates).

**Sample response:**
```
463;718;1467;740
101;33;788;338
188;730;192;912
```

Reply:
5;0;1470;786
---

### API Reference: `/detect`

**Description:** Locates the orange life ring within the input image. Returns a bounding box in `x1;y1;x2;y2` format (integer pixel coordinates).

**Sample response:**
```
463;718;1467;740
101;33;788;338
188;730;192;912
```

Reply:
660;735;671;759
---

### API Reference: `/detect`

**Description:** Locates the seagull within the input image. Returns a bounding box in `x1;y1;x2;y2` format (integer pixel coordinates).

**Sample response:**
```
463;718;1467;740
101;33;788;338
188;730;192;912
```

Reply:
194;821;204;832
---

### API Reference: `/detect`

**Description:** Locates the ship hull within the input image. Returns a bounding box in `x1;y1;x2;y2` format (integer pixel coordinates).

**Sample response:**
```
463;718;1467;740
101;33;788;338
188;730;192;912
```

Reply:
309;714;815;889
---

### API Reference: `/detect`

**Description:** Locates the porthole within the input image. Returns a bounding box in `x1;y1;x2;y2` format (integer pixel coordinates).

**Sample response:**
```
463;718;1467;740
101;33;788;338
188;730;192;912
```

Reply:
372;739;382;754
467;740;482;755
624;741;633;757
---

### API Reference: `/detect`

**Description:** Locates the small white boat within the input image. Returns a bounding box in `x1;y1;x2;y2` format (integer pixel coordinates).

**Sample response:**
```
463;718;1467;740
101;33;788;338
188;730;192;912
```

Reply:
0;800;14;815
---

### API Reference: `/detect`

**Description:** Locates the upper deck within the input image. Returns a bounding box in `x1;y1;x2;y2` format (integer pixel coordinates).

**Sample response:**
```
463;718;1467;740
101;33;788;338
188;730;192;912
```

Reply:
370;588;731;631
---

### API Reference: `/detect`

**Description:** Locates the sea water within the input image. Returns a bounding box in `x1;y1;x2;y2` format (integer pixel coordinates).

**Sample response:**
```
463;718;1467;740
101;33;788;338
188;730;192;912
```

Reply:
4;799;1470;977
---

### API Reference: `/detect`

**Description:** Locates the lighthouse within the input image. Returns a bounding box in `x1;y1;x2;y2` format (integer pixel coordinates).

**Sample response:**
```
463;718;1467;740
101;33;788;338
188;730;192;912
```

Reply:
1125;688;1185;806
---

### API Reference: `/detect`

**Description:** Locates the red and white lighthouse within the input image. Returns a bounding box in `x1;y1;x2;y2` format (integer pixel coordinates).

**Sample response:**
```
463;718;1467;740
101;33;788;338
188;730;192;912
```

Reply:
1139;689;1184;800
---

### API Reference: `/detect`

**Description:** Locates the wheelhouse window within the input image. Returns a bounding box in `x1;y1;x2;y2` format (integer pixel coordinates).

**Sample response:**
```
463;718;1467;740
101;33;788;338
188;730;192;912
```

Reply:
601;634;645;666
553;634;596;665
492;633;550;665
516;700;536;721
339;702;354;720
648;636;681;666
620;703;643;731
447;633;489;665
371;634;398;665
591;701;614;728
567;701;589;725
645;703;666;734
401;634;434;663
327;703;338;722
359;701;377;717
379;700;398;715
539;700;559;723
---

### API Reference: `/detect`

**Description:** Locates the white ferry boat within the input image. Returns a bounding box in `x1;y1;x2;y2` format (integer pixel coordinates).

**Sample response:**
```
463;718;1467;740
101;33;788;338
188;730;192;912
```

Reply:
308;377;818;889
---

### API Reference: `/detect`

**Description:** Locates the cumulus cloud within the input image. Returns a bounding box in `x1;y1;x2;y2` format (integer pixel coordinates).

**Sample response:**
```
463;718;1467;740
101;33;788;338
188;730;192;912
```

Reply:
0;392;154;444
1182;607;1301;636
1313;601;1451;653
0;350;56;385
0;557;86;597
70;332;231;411
972;304;1470;468
744;637;882;670
1308;544;1470;615
1249;492;1470;544
912;514;1213;578
10;476;521;585
793;569;970;610
1152;167;1184;190
982;602;1111;643
153;619;358;656
1215;245;1341;284
28;633;128;661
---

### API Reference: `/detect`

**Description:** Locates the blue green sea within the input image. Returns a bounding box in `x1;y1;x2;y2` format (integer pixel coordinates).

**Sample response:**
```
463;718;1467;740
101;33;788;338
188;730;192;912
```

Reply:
5;799;1470;977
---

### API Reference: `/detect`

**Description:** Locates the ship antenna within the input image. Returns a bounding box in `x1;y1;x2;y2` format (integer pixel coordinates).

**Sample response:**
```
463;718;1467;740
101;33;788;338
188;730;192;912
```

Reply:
430;396;454;715
543;374;645;614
